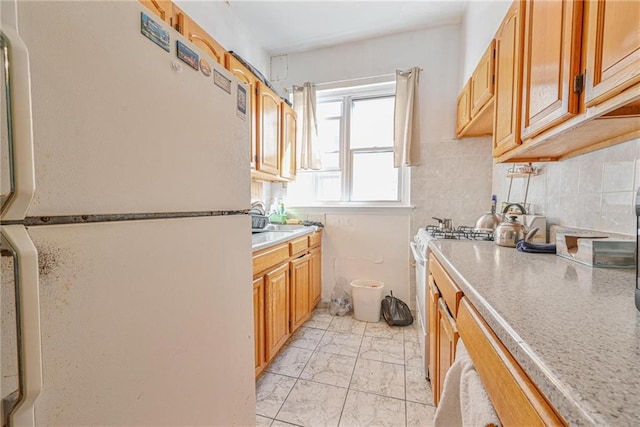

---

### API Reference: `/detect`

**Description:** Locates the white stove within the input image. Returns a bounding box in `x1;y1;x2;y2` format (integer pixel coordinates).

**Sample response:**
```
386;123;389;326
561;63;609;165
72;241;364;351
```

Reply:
410;224;493;380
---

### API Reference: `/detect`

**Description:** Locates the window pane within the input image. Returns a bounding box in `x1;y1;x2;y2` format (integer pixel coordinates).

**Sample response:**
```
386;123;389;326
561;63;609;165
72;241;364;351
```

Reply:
317;118;340;154
320;152;339;170
351;97;394;149
316;171;342;201
351;151;398;201
286;172;314;204
317;100;342;119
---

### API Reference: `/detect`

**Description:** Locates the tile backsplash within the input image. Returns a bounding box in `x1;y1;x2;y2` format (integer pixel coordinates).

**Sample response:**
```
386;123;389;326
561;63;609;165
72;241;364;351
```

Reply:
493;137;640;237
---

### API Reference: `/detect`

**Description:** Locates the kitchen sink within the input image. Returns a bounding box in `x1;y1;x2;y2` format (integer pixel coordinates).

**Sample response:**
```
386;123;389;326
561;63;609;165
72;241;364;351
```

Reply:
263;224;307;232
252;224;311;233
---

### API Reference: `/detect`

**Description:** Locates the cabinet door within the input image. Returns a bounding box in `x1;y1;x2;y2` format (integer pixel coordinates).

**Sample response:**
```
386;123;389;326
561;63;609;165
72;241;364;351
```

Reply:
226;53;258;169
173;4;226;65
521;0;582;139
256;82;282;176
139;0;172;24
457;298;566;425
309;247;322;309
265;263;289;360
253;276;266;377
456;79;472;135
280;102;297;181
290;255;311;333
471;40;496;117
584;0;640;107
493;1;525;157
428;275;440;404
437;298;459;405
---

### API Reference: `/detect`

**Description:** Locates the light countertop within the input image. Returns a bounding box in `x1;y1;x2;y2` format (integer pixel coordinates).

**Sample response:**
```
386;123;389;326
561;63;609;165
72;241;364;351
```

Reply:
428;240;639;426
251;226;318;251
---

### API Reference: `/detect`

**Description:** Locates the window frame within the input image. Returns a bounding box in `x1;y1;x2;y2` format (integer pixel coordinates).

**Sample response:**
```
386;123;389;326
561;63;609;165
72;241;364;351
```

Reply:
288;81;410;208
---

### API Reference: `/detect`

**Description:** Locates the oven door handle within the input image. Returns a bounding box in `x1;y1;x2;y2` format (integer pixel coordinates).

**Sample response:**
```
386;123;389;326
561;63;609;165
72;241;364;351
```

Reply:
410;241;427;266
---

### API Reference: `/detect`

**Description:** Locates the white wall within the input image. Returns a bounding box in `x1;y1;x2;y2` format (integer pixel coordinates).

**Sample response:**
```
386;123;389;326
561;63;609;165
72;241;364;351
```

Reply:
460;0;511;84
317;212;410;306
270;25;494;308
174;0;270;74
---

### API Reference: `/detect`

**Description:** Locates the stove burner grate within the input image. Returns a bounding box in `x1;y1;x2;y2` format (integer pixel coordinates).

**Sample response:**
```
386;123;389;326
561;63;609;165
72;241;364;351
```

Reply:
424;225;493;241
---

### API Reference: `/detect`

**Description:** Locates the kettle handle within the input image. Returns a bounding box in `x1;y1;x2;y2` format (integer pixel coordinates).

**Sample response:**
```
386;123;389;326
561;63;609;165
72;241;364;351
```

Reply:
501;203;527;215
525;227;539;242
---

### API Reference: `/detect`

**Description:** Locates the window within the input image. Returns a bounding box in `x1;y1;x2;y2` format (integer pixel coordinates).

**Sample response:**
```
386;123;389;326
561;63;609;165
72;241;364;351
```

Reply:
287;82;407;206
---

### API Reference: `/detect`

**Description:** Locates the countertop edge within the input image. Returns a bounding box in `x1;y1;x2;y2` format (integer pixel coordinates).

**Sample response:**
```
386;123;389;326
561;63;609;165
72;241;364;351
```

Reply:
428;243;603;426
251;227;318;252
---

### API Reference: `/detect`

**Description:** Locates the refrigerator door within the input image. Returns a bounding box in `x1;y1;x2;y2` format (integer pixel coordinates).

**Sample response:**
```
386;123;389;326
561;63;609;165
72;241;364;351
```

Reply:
0;0;37;222
2;215;255;425
15;1;250;217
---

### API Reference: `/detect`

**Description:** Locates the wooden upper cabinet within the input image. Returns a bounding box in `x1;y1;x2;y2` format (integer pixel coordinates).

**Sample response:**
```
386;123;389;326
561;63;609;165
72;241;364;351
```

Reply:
493;1;525;157
139;0;172;24
457;41;495;138
456;80;472;135
584;0;640;107
280;102;297;181
172;4;226;65
256;82;282;177
471;40;496;117
226;53;258;169
521;0;583;140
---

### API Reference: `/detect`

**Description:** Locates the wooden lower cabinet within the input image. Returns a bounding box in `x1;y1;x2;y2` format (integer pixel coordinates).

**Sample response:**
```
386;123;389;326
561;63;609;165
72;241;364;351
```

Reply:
457;298;566;426
429;252;567;425
253;276;266;376
427;275;440;403
265;263;290;361
437;298;459;403
253;231;322;378
290;255;311;332
309;247;322;308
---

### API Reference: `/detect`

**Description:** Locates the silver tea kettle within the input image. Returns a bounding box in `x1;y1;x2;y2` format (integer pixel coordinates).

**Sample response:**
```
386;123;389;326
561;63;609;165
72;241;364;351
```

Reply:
493;203;537;247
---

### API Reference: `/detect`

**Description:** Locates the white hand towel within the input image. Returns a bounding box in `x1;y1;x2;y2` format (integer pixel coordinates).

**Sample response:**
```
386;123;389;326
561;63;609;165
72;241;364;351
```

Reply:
433;350;469;427
460;362;500;427
434;341;501;427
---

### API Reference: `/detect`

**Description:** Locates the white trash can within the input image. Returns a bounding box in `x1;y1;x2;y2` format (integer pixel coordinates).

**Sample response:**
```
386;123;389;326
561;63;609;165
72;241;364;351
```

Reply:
350;279;385;322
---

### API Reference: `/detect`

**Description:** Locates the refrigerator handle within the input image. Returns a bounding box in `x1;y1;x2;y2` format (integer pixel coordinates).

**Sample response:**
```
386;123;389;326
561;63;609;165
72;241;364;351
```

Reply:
1;225;42;427
0;0;36;221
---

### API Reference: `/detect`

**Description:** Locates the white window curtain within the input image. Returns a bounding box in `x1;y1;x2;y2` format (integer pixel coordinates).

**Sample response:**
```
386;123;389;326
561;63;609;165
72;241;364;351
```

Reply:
393;67;421;167
293;82;320;170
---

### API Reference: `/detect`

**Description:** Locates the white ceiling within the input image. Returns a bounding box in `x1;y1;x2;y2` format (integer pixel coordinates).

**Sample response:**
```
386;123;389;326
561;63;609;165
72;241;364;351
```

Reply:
228;1;470;55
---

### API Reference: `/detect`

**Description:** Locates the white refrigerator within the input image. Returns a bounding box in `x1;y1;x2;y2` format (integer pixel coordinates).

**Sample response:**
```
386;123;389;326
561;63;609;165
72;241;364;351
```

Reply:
1;1;256;425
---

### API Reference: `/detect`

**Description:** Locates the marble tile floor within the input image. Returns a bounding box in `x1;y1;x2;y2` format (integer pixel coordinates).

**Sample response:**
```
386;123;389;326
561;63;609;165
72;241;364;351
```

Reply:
256;307;436;427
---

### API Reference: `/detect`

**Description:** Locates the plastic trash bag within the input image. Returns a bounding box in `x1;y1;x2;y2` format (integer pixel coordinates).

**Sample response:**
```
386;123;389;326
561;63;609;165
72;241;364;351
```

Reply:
381;291;413;326
329;277;353;316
